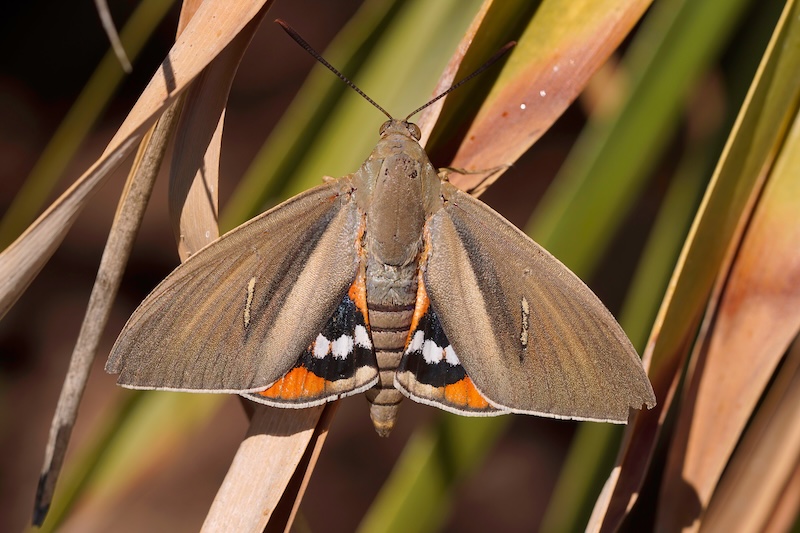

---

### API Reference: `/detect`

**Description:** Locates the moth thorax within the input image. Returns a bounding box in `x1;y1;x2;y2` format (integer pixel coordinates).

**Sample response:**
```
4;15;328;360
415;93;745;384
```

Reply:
365;152;425;266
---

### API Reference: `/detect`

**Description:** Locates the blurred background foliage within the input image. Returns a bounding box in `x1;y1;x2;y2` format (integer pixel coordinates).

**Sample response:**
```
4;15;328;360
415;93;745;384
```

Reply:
1;0;798;531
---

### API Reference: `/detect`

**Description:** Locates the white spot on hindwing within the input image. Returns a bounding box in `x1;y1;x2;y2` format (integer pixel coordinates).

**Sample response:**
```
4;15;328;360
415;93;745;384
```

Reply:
444;345;460;366
313;334;331;358
354;324;372;349
422;339;439;364
244;277;256;328
417;338;460;367
312;333;356;360
311;325;369;361
407;330;424;354
406;327;460;366
332;335;354;359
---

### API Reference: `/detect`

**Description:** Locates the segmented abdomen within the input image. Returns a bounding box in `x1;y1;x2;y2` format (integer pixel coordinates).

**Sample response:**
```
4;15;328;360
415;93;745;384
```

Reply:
364;258;417;436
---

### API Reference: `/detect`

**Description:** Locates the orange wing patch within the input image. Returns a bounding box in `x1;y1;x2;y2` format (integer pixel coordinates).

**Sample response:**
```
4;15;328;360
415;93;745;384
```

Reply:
259;366;325;400
348;260;370;327
404;268;431;348
443;376;490;410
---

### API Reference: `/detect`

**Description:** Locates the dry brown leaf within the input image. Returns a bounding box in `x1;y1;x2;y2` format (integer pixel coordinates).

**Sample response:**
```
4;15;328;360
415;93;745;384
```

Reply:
262;403;339;533
201;405;326;532
168;9;265;259
167;0;243;261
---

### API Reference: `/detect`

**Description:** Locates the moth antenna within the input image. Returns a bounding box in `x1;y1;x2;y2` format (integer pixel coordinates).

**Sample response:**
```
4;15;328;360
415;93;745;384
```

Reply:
276;19;394;121
404;41;516;121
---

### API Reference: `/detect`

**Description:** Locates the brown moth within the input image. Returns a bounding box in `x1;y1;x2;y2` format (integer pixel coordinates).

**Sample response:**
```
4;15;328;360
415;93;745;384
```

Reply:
106;22;655;436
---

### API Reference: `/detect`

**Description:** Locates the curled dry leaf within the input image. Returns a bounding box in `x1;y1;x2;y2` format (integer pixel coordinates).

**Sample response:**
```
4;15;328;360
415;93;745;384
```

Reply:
168;30;254;259
169;0;222;261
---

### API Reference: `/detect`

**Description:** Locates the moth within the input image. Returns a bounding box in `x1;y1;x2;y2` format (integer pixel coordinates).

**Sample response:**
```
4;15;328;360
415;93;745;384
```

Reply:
107;22;656;436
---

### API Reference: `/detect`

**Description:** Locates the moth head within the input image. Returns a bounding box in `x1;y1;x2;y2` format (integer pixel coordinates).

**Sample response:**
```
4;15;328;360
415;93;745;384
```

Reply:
379;120;421;141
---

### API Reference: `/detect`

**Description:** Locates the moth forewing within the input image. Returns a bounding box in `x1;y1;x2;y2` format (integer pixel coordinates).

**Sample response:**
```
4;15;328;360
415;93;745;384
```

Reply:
107;179;365;393
421;184;656;423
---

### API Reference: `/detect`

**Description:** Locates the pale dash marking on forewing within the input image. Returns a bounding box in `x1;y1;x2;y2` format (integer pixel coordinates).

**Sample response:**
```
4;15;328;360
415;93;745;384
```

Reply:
520;296;530;354
244;277;256;328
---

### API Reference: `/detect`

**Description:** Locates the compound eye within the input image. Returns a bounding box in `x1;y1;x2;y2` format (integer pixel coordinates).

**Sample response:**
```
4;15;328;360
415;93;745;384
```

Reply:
407;123;421;140
379;121;392;136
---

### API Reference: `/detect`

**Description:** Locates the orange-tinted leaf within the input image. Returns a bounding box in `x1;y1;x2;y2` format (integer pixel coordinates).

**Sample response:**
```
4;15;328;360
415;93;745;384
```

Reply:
701;341;800;532
588;1;800;530
448;0;652;193
658;84;800;530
